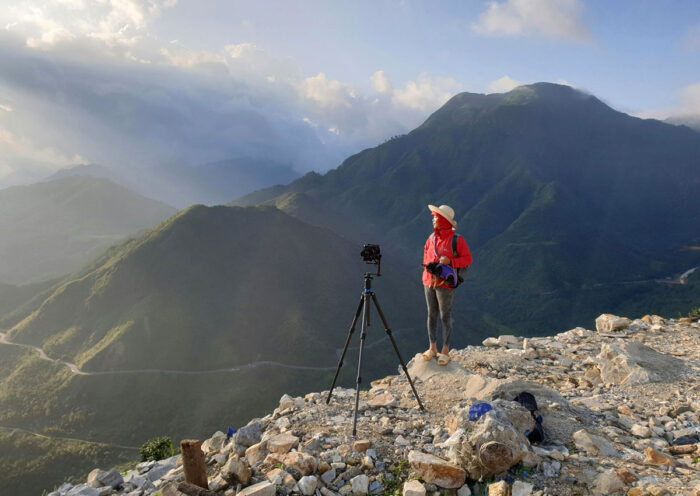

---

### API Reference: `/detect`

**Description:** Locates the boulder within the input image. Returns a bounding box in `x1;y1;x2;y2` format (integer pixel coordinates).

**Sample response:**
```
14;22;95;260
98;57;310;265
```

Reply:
222;455;251;484
405;354;469;381
87;468;123;489
591;469;625;495
487;481;509;496
595;314;631;332
403;480;426;496
511;481;533;496
282;451;318;476
573;430;618;457
351;474;370;496
202;431;227;453
408;451;466;489
238;481;276;496
298;475;318;496
644;447;674;466
236;422;263;447
66;485;101;496
596;342;684;385
245;441;269;466
267;433;299;454
497;335;521;348
456;400;533;479
367;392;397;408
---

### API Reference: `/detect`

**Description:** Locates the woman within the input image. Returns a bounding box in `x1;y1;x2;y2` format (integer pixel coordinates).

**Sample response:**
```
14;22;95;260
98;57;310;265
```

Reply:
422;204;472;365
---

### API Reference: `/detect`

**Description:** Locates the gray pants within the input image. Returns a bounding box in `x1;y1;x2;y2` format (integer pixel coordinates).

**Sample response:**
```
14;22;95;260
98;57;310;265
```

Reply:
424;286;455;349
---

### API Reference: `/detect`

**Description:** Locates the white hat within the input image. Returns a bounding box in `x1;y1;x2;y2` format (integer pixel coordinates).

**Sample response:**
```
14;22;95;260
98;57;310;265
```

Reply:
428;204;457;227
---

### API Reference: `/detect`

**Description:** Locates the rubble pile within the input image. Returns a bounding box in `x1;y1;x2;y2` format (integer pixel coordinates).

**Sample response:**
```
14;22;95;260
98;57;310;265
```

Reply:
48;314;700;496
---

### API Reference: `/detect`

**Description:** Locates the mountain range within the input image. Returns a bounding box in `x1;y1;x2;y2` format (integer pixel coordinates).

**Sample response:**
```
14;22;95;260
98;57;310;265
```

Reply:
0;176;177;285
235;83;700;335
0;205;425;494
1;82;699;494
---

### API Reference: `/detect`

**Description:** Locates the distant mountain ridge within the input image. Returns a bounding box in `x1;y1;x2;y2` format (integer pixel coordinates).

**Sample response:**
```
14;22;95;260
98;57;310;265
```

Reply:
0;176;177;285
2;204;423;372
0;204;426;495
45;158;301;208
235;83;700;334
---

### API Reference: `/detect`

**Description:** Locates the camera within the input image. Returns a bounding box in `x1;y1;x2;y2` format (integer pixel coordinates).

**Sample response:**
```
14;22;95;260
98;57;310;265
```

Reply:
361;244;381;263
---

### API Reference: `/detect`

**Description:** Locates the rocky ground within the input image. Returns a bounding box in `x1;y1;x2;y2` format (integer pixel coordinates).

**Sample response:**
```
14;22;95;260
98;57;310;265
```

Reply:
48;314;700;496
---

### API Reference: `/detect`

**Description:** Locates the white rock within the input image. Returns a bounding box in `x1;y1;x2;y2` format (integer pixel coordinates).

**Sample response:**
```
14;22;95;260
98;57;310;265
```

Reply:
351;474;370;496
482;337;499;347
298;475;319;496
573;430;618;458
631;424;652;438
238;481;276;496
511;481;534;496
591;469;624;496
596;342;683;385
402;480;426;496
279;393;296;410
497;335;521;348
595;314;631;332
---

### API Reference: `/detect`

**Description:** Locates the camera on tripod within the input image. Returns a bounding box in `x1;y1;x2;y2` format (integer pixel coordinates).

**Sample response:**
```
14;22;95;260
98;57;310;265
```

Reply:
327;242;424;436
360;244;381;263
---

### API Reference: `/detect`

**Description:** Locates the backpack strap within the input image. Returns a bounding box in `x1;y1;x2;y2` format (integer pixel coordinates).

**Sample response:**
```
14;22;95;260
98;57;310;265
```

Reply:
451;233;461;258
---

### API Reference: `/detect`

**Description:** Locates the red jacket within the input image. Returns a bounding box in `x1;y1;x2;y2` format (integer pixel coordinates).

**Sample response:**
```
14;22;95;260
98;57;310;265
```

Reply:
422;229;472;289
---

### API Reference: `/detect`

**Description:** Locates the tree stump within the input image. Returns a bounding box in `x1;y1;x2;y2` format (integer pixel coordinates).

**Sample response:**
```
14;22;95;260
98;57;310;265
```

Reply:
180;440;208;489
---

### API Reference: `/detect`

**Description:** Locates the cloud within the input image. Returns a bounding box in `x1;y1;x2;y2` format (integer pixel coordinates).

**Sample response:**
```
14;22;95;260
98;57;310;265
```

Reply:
392;74;463;112
680;83;700;113
472;0;591;43
488;75;522;93
302;72;355;109
371;70;393;94
0;2;467;185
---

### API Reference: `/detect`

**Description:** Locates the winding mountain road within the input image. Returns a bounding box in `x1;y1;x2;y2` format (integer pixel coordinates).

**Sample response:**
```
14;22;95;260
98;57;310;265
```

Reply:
0;425;140;450
0;332;337;376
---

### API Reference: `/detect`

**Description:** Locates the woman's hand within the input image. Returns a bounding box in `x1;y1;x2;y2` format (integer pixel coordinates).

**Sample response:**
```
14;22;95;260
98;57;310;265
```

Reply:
439;256;451;265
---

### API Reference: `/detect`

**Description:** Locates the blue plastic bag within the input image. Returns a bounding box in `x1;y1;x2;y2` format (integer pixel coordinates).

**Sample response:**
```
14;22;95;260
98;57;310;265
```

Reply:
227;427;237;439
468;402;492;421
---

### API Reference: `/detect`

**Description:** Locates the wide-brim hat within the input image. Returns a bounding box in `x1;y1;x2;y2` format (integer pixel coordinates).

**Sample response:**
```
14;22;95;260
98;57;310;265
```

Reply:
428;204;457;227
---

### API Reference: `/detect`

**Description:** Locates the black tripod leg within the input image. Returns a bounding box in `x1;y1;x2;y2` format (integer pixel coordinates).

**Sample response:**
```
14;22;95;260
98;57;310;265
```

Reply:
370;293;425;411
352;293;370;436
326;297;364;404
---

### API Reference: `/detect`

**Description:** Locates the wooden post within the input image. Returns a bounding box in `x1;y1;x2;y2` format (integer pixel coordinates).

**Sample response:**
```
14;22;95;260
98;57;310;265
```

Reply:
180;439;209;489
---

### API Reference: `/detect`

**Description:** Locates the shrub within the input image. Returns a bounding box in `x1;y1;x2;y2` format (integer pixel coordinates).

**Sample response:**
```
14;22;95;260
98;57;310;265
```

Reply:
140;437;174;462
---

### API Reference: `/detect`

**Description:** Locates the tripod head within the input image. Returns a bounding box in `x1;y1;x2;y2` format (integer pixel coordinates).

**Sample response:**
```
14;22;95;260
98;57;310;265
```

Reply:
360;243;381;277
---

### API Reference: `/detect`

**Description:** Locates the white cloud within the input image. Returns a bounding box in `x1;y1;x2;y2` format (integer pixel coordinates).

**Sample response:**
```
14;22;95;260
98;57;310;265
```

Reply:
472;0;591;43
0;126;87;171
302;72;355;109
6;0;177;48
371;70;393;94
488;75;522;93
160;42;226;69
0;104;13;113
392;74;463;112
680;83;700;113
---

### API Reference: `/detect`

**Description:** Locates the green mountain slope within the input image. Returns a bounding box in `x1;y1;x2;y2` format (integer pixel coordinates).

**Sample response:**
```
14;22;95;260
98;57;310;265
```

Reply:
0;176;177;285
0;204;426;494
235;83;700;334
3;205;422;372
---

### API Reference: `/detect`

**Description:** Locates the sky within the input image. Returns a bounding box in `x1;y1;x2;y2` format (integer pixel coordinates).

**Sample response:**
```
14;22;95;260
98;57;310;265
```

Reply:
0;0;699;186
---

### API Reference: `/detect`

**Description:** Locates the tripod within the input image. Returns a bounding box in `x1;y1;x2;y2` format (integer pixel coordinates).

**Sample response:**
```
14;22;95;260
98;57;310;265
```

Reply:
326;270;425;436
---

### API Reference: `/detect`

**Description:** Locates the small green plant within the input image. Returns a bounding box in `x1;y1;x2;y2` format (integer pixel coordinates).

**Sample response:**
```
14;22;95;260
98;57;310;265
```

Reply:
140;437;174;462
381;459;409;496
689;308;700;319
